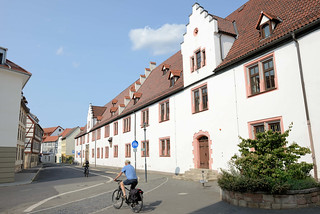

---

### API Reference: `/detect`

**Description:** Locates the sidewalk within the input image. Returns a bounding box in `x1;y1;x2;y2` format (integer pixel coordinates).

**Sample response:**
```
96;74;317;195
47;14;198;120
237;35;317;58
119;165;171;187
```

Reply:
0;165;42;187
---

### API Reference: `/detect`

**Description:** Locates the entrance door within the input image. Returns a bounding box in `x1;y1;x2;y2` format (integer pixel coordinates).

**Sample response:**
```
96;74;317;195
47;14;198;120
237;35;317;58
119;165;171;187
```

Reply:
85;145;89;161
199;136;209;169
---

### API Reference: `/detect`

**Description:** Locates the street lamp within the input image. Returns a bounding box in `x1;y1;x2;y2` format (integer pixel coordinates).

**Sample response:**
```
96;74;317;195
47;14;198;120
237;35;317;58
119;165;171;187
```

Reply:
143;122;147;183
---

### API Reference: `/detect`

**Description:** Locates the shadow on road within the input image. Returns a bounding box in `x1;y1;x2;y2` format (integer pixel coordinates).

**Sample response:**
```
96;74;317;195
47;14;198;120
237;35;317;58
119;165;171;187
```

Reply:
190;201;320;214
34;163;98;183
142;200;162;212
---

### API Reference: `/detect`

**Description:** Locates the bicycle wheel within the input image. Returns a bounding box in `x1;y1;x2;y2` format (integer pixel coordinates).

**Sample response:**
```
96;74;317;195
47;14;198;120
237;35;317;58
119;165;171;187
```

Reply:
112;189;123;209
130;193;143;213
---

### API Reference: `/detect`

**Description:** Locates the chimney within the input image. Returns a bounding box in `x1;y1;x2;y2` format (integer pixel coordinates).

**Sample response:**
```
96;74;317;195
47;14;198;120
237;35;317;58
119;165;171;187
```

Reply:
140;74;146;84
145;68;151;77
150;62;156;71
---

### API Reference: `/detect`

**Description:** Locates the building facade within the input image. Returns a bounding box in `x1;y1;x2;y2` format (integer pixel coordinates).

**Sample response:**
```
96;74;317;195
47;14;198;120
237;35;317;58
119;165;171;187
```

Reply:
15;96;29;172
41;136;59;163
74;0;320;179
0;47;32;183
25;113;44;168
60;127;80;163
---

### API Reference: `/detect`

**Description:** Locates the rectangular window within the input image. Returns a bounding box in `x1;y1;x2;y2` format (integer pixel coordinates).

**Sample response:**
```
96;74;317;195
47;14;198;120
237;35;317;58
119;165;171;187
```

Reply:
249;65;260;95
141;141;149;157
263;59;275;90
87;134;89;143
159;100;169;122
105;146;109;158
92;131;96;141
97;128;101;140
245;53;277;97
160;138;170;157
105;125;110;138
123;116;131;133
114;145;118;158
125;144;131;158
170;77;175;87
101;147;103;159
249;116;283;139
92;148;94;158
196;51;201;69
192;84;208;113
141;109;149;126
202;49;206;67
114;122;118;135
191;56;195;72
97;148;100;158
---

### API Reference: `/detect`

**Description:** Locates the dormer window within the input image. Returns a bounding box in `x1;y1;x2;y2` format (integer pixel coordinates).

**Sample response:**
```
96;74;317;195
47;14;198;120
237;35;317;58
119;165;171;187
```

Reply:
168;70;181;87
162;64;170;75
0;47;7;65
256;12;281;39
132;92;142;105
112;99;118;107
0;53;3;64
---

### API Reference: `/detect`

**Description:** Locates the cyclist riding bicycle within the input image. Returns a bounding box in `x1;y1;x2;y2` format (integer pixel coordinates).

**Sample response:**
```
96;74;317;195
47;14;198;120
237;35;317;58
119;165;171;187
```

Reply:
83;160;89;173
114;160;138;200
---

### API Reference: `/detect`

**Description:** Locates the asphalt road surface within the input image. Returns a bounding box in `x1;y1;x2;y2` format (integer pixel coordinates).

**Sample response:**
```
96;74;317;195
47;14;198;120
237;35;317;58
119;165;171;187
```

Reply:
0;164;319;214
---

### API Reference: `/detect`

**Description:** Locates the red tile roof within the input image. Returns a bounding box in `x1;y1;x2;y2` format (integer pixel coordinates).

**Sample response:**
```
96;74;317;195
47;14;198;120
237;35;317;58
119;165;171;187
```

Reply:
92;106;107;118
112;99;118;104
43;126;61;135
43;135;59;142
215;0;320;71
0;59;32;76
59;128;72;138
211;15;237;36
122;51;183;115
83;51;182;134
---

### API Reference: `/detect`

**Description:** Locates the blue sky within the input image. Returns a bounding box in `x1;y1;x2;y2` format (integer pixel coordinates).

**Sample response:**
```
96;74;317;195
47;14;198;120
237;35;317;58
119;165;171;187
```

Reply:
2;0;247;129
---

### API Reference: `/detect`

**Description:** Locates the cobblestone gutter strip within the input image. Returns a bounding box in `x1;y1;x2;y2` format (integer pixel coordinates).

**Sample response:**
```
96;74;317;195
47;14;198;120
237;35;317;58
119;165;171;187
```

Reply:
31;166;43;182
221;188;320;209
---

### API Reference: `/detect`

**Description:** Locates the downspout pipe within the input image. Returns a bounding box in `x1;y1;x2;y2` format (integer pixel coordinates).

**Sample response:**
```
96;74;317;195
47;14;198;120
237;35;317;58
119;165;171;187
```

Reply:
292;32;318;180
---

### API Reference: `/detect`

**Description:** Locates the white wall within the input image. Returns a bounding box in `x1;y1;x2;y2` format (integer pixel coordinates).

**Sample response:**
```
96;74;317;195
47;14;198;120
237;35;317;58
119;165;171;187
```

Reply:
0;69;24;147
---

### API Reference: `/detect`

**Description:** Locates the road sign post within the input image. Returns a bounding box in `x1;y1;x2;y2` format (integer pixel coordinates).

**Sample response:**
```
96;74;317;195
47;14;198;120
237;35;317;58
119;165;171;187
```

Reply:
132;140;138;170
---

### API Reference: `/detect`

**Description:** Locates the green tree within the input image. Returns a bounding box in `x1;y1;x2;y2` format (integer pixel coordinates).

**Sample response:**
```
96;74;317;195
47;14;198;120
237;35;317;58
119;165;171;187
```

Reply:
218;124;318;194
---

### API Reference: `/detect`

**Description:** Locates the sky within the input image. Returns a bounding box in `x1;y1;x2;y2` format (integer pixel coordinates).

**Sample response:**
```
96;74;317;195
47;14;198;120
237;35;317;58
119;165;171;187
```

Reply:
2;0;248;129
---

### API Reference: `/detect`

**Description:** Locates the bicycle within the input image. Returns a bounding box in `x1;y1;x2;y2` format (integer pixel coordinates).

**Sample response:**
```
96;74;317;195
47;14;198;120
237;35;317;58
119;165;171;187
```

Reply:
83;166;89;177
112;180;143;213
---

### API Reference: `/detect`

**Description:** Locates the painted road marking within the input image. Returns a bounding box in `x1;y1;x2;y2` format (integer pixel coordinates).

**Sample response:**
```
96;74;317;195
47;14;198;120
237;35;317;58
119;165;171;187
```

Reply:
89;177;169;214
24;166;113;213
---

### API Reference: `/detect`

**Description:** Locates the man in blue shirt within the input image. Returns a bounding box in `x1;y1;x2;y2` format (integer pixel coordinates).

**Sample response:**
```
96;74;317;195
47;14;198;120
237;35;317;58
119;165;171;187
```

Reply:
114;160;138;199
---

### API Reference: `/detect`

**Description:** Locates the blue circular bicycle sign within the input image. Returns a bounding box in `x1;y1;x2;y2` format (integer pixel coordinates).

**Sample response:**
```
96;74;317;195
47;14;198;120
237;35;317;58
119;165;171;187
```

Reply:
132;140;139;149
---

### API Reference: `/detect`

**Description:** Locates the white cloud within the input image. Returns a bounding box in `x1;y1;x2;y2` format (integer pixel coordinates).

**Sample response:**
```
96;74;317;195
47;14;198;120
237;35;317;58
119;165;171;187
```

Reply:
129;24;186;55
72;61;80;68
56;46;64;55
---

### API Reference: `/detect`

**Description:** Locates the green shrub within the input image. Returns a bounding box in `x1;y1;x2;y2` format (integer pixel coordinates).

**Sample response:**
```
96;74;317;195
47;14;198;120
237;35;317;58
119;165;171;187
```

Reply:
218;124;318;194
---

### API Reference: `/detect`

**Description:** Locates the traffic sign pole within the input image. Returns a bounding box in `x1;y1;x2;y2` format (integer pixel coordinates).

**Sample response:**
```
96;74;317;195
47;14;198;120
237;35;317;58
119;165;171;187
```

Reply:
132;140;139;171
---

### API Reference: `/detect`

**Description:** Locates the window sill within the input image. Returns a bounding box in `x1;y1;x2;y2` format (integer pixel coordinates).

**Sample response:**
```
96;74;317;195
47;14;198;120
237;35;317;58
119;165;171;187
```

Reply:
192;108;209;114
248;87;277;98
140;124;149;128
160;155;171;157
159;119;170;123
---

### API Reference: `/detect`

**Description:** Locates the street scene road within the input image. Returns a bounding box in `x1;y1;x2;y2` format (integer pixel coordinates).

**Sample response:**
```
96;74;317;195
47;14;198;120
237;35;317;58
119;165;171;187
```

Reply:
0;164;319;214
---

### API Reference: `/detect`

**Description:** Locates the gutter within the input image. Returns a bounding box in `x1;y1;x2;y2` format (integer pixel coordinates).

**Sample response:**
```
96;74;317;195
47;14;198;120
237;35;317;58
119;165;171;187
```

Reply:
292;32;318;180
